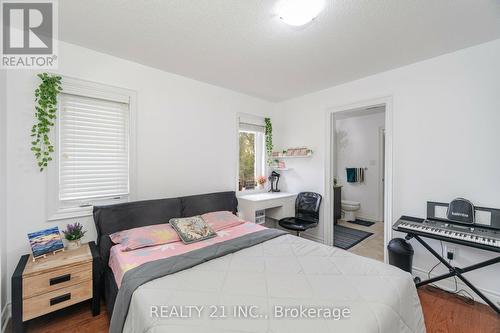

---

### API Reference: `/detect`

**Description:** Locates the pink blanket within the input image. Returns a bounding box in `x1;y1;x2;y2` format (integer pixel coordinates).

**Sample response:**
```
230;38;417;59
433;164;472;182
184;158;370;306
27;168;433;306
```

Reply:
109;222;266;287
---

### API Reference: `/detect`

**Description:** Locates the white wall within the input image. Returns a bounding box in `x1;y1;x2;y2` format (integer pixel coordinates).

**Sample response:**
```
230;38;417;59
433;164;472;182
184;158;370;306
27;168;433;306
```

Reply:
0;68;7;331
4;33;500;316
272;38;500;302
4;41;273;305
336;111;385;221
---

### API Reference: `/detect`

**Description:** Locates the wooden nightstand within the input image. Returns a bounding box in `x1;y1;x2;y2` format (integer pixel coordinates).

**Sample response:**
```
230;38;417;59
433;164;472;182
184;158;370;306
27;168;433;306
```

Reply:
11;241;101;333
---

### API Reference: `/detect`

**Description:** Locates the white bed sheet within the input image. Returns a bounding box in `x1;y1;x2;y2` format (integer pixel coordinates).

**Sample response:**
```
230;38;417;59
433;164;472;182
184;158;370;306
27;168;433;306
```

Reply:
123;234;426;333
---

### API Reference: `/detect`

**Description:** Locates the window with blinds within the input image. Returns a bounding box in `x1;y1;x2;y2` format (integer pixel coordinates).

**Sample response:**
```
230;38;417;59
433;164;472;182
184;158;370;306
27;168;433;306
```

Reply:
59;93;130;203
238;115;266;192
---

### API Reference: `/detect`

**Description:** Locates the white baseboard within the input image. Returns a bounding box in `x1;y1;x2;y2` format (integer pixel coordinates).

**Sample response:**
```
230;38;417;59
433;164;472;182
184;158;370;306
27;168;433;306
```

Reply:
1;303;10;333
412;266;500;306
356;215;382;223
300;233;324;244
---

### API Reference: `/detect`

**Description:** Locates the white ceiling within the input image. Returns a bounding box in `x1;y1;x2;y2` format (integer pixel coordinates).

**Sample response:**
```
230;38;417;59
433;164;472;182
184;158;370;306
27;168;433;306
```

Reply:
59;0;500;101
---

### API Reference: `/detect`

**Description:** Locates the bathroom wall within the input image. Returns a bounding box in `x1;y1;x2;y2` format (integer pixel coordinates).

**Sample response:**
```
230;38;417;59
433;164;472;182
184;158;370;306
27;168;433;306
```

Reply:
336;110;385;221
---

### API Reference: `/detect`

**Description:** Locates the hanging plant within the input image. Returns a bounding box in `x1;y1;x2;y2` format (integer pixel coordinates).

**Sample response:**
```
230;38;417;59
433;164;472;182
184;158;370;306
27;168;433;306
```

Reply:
31;73;62;171
264;117;273;166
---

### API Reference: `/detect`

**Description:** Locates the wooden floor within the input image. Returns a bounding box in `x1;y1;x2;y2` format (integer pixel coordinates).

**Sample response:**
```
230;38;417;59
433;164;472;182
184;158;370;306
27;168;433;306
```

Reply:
418;286;499;333
6;286;499;333
6;301;109;333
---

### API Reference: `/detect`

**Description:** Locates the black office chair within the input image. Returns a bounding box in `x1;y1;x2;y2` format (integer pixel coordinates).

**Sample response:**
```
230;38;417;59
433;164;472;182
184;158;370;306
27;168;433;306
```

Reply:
278;192;322;236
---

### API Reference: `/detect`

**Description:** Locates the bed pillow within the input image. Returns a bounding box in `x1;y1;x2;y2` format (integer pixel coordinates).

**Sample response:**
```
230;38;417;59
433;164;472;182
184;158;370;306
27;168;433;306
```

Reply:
109;224;180;251
169;216;217;244
201;211;245;231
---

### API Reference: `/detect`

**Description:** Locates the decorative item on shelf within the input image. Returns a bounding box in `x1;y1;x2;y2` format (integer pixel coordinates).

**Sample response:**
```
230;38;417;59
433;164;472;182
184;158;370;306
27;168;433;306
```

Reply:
31;73;63;172
27;226;65;261
271;151;282;158
273;147;313;158
62;222;87;250
291;147;312;156
269;159;285;169
333;177;338;187
264;117;273;166
257;175;267;189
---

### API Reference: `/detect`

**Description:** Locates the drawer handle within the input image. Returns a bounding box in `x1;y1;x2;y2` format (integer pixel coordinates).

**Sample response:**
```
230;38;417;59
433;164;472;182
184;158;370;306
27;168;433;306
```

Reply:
50;274;71;285
50;293;71;306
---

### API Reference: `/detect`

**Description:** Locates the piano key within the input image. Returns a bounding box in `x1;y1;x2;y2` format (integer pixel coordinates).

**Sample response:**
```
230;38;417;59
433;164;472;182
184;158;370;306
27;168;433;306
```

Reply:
396;220;500;248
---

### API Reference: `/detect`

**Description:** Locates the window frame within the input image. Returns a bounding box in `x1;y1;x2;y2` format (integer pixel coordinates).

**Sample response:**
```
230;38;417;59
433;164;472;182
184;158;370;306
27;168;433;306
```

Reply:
47;76;137;221
236;114;267;194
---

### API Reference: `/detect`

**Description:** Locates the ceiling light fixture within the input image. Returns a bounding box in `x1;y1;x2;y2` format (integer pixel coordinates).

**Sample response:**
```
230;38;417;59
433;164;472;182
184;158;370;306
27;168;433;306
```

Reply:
277;0;325;27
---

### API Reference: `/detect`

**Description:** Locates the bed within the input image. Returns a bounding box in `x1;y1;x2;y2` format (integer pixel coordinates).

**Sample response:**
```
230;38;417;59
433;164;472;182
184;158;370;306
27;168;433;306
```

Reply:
93;191;425;333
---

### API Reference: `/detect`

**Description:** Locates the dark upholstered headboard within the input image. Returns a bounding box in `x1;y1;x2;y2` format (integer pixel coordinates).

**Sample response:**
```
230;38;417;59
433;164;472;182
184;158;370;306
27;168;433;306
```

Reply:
181;191;238;217
93;191;238;264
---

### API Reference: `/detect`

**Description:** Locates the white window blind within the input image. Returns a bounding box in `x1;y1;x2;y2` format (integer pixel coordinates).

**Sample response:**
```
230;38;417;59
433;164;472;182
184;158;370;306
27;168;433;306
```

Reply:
59;93;130;202
239;122;265;133
239;114;265;133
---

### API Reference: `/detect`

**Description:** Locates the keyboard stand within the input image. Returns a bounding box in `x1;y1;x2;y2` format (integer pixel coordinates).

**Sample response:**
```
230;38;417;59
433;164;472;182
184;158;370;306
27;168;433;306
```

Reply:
404;233;500;315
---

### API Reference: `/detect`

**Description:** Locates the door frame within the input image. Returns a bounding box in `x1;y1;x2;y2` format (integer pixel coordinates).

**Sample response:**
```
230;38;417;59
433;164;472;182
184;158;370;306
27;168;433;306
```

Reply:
379;126;386;222
323;96;394;263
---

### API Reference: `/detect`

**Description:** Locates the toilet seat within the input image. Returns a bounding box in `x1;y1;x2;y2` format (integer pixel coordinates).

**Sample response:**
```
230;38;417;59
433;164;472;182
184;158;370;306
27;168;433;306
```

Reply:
341;200;360;222
341;200;360;209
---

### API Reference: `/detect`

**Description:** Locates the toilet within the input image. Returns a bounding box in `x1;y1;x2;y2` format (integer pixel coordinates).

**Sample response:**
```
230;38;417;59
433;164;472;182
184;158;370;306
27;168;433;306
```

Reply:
341;200;361;222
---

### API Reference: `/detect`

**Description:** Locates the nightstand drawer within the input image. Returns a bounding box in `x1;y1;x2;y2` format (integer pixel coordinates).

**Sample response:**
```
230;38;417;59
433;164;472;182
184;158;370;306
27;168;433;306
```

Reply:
22;262;92;298
23;279;93;321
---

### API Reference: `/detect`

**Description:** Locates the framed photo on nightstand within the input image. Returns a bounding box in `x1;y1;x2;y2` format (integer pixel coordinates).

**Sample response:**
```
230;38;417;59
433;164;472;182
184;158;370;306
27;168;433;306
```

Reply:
27;226;65;260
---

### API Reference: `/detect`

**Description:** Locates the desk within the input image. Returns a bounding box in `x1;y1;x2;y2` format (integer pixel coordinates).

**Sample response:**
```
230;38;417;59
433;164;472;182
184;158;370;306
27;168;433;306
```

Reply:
238;192;297;224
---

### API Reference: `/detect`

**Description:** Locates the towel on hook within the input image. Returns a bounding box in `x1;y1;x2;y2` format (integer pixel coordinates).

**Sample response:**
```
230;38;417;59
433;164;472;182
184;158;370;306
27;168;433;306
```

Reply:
358;168;365;183
346;168;356;183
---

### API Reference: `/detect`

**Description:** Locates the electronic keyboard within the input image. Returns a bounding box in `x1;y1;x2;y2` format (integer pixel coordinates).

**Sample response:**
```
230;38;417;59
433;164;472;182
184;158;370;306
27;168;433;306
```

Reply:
393;216;500;253
394;202;500;315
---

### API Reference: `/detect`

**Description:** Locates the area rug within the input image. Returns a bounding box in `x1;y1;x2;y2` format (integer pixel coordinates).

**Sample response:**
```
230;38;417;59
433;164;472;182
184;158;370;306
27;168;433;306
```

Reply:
334;225;373;250
348;218;375;227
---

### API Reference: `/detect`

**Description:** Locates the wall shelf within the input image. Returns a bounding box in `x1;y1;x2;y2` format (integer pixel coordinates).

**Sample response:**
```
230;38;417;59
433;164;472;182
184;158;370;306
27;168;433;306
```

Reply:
271;167;292;171
272;153;312;159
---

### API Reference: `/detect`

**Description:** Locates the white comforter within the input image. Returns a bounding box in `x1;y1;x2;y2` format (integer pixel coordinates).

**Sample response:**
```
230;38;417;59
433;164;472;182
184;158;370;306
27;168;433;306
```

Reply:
123;234;426;333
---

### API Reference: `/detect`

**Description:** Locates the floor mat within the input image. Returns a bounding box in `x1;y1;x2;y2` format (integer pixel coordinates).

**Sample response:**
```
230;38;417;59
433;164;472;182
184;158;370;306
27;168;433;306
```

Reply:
347;218;375;227
334;225;373;250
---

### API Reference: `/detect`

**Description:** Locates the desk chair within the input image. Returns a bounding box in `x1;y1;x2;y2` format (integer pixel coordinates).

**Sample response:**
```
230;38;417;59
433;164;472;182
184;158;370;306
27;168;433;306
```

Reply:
278;192;322;236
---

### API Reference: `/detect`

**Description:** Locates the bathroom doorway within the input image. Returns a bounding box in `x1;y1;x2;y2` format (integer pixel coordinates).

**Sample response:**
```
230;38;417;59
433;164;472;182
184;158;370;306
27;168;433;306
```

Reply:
324;99;393;262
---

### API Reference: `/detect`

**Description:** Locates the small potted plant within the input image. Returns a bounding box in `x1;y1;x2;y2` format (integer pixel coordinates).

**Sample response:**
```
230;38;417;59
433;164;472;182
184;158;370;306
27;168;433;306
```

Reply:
257;175;267;189
62;222;87;250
